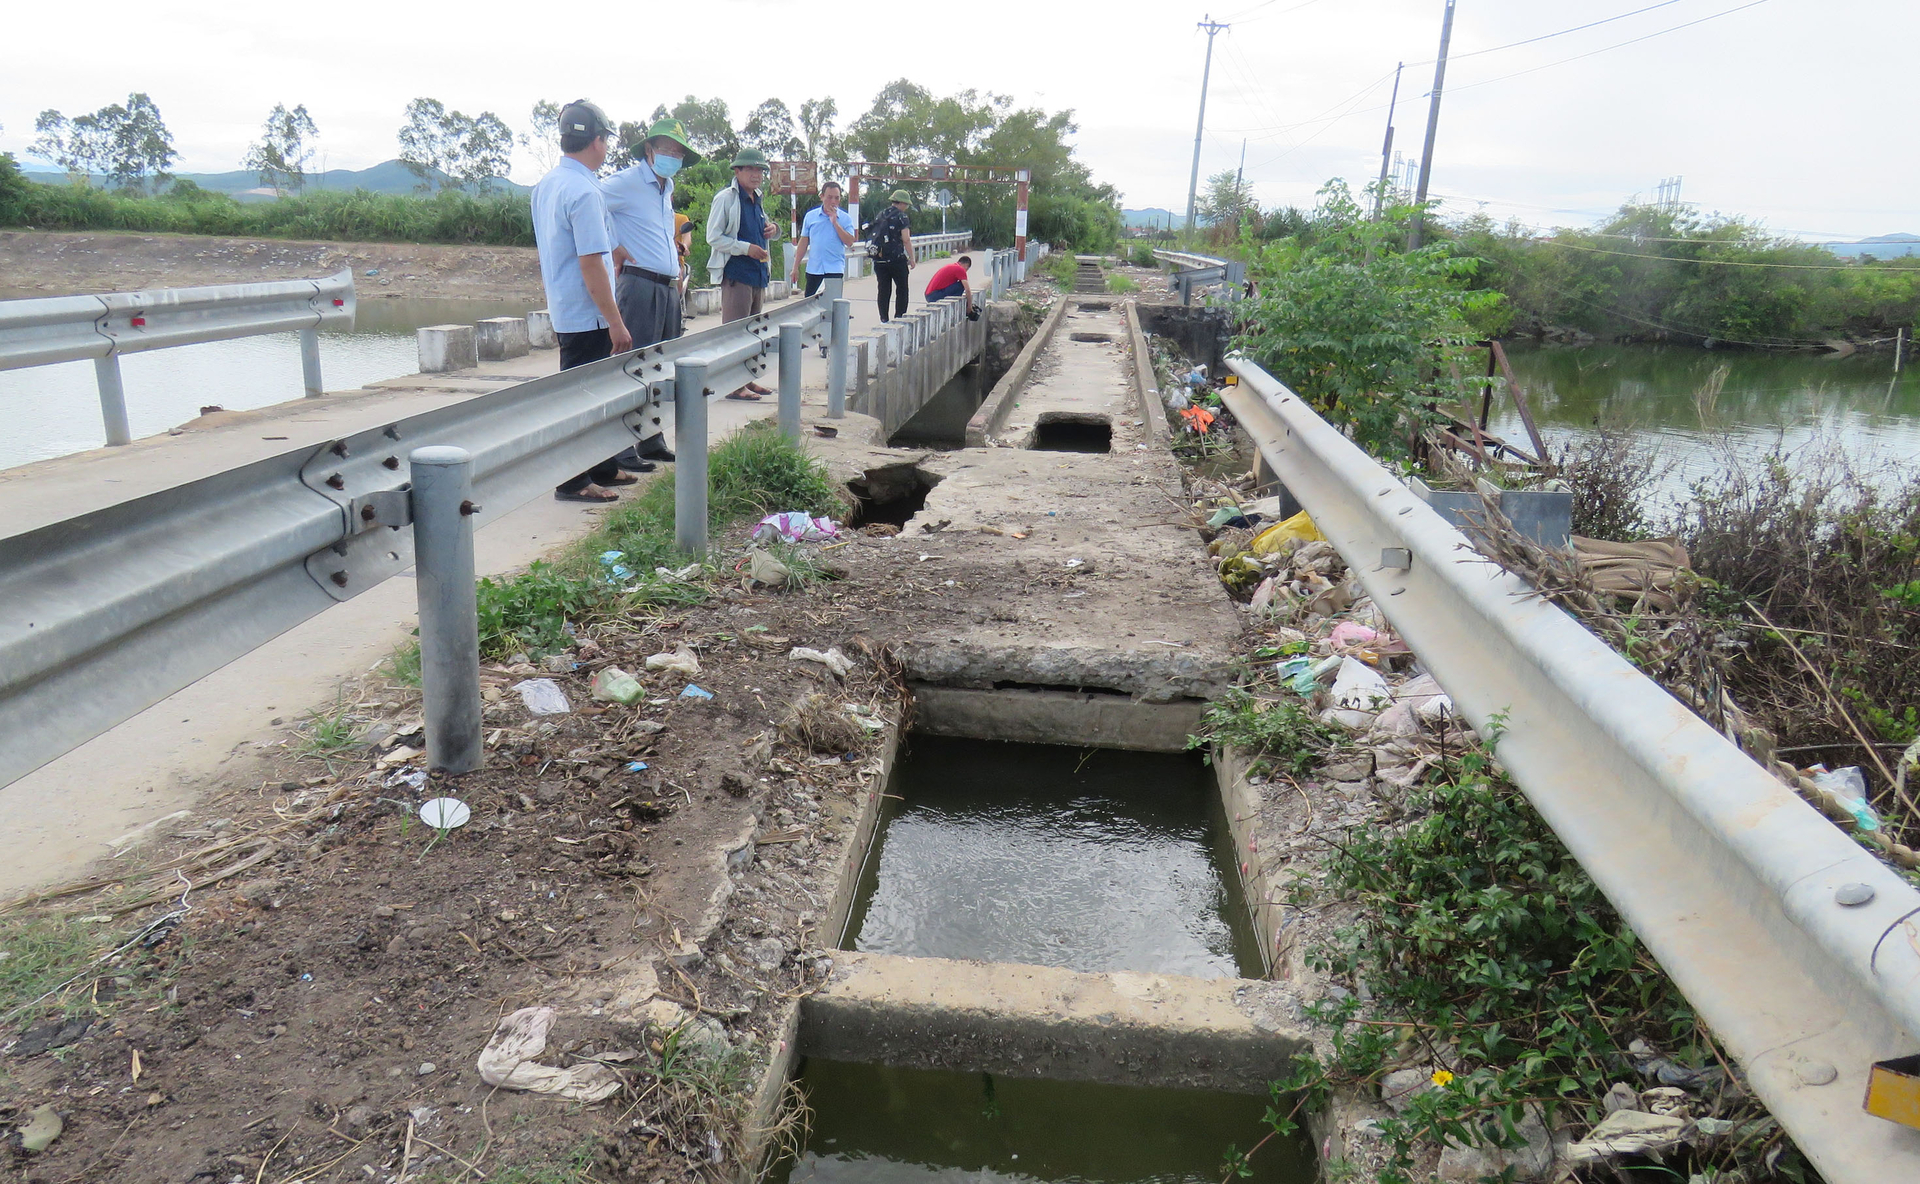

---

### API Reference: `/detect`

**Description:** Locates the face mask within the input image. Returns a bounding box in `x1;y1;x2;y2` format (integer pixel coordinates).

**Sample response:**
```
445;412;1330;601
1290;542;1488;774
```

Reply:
652;155;682;179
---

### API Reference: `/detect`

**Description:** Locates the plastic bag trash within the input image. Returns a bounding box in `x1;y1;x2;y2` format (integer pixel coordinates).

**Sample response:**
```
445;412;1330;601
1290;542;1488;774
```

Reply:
1329;620;1378;648
645;646;701;677
1811;765;1879;831
1250;511;1325;556
626;761;649;773
680;684;714;700
1276;656;1321;695
752;511;841;544
1164;385;1191;411
748;550;791;587
654;562;704;583
477;1006;623;1103
18;1103;62;1153
1207;505;1245;528
1332;657;1392;711
419;797;471;829
599;550;633;580
788;646;855;677
514;678;571;716
591;666;645;705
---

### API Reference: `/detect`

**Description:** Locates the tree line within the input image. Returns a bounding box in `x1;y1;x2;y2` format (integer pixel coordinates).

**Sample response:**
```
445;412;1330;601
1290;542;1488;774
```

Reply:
6;84;1122;254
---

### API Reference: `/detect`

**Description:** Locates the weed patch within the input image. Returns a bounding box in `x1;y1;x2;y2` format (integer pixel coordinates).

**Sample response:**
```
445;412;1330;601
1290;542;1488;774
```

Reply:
1189;689;1338;777
1106;273;1139;294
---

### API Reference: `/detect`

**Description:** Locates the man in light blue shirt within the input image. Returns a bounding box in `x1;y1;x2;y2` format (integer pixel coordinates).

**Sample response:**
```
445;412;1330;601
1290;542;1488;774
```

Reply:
603;117;702;466
532;99;632;502
792;181;856;297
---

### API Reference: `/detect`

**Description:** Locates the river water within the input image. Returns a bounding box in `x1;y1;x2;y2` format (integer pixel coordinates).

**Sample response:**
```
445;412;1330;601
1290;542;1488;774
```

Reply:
1495;344;1920;507
0;297;535;472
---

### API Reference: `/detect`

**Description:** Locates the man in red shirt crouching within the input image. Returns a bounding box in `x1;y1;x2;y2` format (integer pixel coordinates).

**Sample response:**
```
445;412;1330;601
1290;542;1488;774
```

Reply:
924;255;976;318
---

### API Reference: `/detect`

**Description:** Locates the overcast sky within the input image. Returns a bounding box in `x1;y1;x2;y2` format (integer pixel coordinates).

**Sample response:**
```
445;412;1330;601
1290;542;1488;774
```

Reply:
1;0;1909;241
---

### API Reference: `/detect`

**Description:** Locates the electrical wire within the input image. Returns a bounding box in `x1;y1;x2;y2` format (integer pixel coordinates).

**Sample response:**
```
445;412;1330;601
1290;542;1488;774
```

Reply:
1541;239;1886;271
1410;0;1686;67
1440;0;1773;99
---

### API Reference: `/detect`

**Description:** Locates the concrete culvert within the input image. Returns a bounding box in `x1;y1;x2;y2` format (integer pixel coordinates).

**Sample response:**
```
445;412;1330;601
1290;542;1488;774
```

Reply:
1068;332;1113;344
1075;302;1113;312
1032;415;1112;454
845;462;942;528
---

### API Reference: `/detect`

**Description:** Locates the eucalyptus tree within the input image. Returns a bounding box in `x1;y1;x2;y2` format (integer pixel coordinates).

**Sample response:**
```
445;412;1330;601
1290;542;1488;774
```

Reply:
244;103;320;192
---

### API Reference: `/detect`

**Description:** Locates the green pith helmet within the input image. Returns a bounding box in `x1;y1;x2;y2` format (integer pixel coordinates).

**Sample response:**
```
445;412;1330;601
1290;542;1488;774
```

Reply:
888;189;911;204
731;147;770;170
643;117;701;166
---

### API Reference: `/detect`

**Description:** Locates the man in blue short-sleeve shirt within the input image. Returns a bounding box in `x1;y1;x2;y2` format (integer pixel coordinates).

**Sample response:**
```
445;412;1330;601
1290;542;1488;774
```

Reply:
792;181;856;297
532;99;632;502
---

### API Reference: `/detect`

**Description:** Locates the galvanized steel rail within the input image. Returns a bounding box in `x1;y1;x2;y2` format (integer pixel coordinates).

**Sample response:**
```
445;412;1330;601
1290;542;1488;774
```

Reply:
0;293;827;789
1150;248;1244;306
1220;355;1920;1182
0;270;357;445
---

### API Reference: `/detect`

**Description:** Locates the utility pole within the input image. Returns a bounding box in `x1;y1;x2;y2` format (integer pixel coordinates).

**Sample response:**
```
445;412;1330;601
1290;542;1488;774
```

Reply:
1408;0;1456;249
1372;62;1404;219
1185;15;1230;234
1235;138;1246;230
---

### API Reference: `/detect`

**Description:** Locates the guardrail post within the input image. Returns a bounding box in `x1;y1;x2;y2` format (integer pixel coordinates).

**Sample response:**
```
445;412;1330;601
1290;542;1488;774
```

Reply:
409;446;483;775
93;355;132;446
674;358;709;557
299;328;324;397
778;322;803;442
828;298;851;419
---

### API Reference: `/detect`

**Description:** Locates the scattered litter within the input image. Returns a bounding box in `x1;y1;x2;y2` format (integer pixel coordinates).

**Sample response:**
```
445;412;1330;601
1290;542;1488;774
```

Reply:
645;646;702;676
376;745;420;767
680;684;714;701
419;798;471;830
389;769;429;792
747;550;791;587
653;562;704;582
1811;766;1879;831
591;666;644;705
18;1104;62;1153
752;512;842;543
788;647;856;677
600;551;633;580
1563;1109;1689;1164
626;761;649;773
1276;656;1321;695
843;703;886;730
1331;657;1392;711
476;1007;623;1103
514;679;571;716
1250;511;1325;556
1329;621;1378;648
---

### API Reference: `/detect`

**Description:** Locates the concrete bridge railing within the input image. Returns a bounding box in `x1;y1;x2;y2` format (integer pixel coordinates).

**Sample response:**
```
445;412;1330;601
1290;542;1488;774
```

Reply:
1220;354;1920;1184
850;297;987;435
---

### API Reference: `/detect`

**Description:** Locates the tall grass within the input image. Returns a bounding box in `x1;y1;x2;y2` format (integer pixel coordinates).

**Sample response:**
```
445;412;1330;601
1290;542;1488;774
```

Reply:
0;157;534;246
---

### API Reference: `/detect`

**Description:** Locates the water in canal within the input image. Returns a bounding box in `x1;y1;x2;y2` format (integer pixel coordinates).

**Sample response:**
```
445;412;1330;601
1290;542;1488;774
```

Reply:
889;364;986;449
844;735;1262;979
1496;343;1920;505
774;1058;1315;1184
0;296;535;472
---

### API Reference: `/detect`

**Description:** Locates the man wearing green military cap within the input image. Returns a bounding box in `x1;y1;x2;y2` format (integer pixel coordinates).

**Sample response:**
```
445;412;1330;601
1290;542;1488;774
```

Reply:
867;189;915;323
706;147;781;398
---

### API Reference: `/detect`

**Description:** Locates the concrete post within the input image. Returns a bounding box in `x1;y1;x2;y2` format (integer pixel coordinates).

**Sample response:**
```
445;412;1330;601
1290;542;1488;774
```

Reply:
418;324;477;373
299;327;324;397
527;310;558;349
828;298;851;419
853;339;872;410
476;316;531;361
778;322;803;442
408;446;482;774
93;355;131;447
674;358;709;557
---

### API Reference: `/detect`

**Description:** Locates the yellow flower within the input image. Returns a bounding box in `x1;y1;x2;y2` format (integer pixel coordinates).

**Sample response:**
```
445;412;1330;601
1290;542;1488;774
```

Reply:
1431;1070;1455;1087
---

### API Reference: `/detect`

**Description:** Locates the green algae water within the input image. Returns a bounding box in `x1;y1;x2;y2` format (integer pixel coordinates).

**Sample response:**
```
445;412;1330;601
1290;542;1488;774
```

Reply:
844;736;1261;979
774;1059;1315;1184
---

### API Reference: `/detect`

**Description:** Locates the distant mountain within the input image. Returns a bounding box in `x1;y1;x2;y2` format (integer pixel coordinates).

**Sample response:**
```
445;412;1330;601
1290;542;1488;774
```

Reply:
1823;233;1920;260
19;159;528;201
1124;207;1179;230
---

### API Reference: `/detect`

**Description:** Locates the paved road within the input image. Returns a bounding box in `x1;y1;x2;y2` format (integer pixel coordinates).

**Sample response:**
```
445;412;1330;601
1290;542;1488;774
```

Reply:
0;249;1008;896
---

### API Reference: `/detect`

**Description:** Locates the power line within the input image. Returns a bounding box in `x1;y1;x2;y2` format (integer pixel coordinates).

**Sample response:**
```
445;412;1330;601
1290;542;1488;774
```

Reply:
1415;0;1686;66
1186;16;1232;232
1441;0;1772;98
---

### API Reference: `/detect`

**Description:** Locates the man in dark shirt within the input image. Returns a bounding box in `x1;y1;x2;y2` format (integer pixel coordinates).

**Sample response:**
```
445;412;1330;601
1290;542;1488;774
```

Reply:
869;190;915;323
707;148;779;399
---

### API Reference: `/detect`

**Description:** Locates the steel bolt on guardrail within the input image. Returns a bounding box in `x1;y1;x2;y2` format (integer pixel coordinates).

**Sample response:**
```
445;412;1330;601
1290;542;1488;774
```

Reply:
1219;354;1920;1183
0;270;356;446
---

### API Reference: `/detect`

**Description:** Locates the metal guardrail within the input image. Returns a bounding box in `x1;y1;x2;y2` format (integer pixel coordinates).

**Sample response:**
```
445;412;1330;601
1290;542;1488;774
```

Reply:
845;231;974;279
0;293;829;789
1151;249;1244;306
1220;356;1920;1184
0;270;357;446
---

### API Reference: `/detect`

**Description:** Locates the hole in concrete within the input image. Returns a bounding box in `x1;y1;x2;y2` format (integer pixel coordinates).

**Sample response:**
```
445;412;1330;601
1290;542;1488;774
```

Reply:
843;735;1262;977
773;1059;1316;1182
845;463;942;528
987;680;1133;697
1075;301;1113;312
1067;331;1113;343
1031;416;1112;453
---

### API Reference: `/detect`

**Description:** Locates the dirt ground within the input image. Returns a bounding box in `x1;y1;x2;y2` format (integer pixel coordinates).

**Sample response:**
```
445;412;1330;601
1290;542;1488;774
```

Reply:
0;230;544;302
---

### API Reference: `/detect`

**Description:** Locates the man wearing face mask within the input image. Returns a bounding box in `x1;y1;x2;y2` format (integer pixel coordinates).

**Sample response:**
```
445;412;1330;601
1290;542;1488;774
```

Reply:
604;117;702;466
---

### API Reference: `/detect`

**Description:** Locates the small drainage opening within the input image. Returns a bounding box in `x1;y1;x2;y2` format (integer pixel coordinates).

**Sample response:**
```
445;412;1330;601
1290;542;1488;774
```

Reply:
1075;301;1113;312
774;1059;1316;1182
843;735;1262;977
845;462;941;528
1032;416;1112;453
1068;331;1112;343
